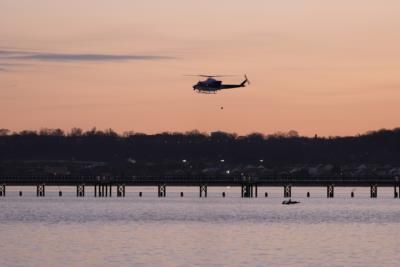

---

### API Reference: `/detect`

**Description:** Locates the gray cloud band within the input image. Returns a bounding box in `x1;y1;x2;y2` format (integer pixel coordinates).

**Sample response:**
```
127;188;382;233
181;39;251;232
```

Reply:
0;50;173;62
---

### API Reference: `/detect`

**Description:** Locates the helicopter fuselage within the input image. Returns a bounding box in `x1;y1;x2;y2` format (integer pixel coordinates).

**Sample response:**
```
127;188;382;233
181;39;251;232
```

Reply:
192;76;248;93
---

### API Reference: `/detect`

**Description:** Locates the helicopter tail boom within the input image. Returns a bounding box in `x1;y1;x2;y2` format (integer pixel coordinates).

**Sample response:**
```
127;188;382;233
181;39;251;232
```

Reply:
239;75;249;87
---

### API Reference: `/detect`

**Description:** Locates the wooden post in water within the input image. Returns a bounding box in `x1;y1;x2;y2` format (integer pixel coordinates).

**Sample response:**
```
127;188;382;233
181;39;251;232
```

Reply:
242;184;257;198
36;184;45;197
241;184;249;198
0;184;5;197
284;185;291;198
76;184;85;197
117;185;125;197
327;185;334;198
370;184;377;198
158;184;166;197
199;184;207;198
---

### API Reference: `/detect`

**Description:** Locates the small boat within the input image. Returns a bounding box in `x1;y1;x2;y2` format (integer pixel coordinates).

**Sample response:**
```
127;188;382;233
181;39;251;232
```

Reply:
282;199;300;205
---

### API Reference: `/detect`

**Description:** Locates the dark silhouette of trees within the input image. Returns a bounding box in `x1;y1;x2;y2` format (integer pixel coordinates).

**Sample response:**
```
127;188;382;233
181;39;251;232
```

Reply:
0;127;399;165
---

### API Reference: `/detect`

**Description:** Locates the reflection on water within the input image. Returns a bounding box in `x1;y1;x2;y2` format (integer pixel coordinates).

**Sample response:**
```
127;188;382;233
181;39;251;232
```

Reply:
0;187;399;267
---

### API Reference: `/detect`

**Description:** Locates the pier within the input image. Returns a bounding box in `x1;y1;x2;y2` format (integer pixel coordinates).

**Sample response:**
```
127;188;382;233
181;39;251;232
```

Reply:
0;175;399;198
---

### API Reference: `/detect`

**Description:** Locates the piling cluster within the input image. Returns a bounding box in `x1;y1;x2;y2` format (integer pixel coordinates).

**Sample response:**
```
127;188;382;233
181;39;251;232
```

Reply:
0;183;399;199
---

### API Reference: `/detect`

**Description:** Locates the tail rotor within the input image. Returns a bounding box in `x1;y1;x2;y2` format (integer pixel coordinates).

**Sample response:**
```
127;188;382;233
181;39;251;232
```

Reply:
245;74;250;85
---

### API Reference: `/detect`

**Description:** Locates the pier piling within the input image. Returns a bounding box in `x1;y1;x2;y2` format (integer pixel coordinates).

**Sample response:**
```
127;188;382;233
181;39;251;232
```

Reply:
199;184;208;198
95;184;112;197
284;185;292;198
117;185;125;197
0;184;5;197
327;185;334;198
36;184;45;197
241;184;257;198
370;184;378;198
76;184;85;197
158;184;166;197
394;185;399;198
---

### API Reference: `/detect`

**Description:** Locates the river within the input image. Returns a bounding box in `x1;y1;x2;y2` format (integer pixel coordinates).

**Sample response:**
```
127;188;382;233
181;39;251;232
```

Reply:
0;186;399;266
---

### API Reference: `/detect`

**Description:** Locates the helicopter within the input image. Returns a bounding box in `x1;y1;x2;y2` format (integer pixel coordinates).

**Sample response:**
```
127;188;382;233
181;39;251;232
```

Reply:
190;74;250;94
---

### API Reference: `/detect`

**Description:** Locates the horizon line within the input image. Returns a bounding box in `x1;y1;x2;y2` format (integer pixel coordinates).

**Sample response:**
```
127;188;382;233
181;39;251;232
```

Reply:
1;126;399;138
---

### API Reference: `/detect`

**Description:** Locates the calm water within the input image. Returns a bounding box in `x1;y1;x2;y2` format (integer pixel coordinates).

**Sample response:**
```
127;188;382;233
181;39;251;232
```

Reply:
0;186;399;267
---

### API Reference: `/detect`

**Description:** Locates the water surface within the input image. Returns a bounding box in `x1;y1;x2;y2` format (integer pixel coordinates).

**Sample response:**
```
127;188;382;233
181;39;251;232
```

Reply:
0;187;399;267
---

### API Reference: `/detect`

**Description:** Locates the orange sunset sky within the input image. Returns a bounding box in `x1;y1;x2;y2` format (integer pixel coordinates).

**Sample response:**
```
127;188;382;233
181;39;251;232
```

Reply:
1;0;399;136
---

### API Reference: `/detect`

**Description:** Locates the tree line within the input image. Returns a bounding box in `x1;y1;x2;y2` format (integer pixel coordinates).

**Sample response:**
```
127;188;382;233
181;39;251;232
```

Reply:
0;127;399;165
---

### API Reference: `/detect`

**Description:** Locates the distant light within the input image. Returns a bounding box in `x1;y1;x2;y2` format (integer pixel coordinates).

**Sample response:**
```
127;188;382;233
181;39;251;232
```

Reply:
226;170;230;174
220;159;225;163
182;159;187;163
259;159;264;163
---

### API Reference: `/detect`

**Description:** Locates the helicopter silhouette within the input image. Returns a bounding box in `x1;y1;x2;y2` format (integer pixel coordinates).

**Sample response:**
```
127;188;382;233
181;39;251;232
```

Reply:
189;74;250;94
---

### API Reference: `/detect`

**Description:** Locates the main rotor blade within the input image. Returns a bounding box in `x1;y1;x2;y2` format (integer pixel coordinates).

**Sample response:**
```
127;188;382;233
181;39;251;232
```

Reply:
184;74;238;78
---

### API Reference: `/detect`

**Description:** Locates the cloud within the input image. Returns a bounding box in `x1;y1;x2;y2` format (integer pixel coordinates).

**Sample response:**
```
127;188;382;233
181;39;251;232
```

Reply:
0;62;33;72
0;64;12;72
0;50;173;62
17;53;171;62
